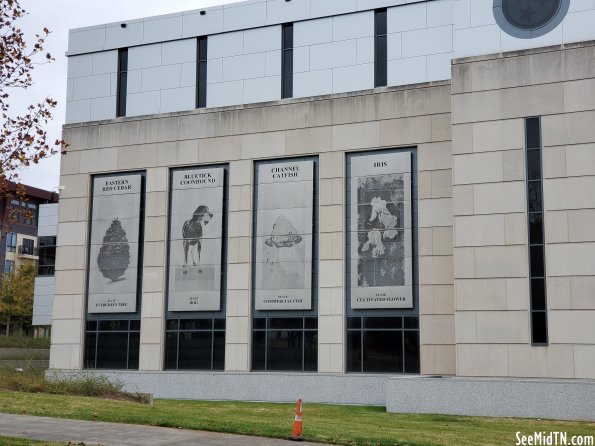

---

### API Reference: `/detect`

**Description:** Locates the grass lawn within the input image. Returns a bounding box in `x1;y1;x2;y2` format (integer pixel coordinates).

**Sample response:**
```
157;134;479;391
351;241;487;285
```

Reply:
0;437;65;446
1;391;594;446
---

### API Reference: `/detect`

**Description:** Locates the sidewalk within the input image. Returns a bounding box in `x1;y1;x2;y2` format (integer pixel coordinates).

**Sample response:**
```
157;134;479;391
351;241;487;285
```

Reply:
0;413;329;446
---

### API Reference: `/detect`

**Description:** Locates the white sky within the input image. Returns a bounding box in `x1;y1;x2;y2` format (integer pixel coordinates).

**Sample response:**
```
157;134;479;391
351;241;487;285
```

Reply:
13;0;244;192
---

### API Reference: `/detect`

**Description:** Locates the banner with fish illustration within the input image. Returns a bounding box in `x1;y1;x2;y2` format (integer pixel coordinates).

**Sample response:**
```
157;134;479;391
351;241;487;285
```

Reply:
87;174;142;313
167;167;225;312
254;160;314;310
349;152;413;309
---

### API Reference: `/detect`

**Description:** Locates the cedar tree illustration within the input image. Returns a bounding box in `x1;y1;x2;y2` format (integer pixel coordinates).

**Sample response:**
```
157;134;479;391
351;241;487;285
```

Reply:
97;218;130;282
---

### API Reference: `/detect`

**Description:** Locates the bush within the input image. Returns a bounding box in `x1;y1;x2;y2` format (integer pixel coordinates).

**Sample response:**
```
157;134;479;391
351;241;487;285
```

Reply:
0;367;149;403
45;372;125;397
0;367;46;393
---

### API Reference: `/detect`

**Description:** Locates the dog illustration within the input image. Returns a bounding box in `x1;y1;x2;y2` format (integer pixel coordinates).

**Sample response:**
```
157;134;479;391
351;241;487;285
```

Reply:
182;205;213;274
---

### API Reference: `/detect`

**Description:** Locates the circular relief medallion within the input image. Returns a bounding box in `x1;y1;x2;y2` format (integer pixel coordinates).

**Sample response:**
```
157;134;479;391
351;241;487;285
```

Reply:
503;0;561;30
493;0;570;39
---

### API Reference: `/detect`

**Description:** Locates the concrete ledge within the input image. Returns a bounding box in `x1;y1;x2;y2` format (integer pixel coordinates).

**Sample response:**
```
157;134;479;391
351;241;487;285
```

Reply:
0;348;49;359
387;376;595;422
0;360;49;369
47;370;595;421
47;370;388;406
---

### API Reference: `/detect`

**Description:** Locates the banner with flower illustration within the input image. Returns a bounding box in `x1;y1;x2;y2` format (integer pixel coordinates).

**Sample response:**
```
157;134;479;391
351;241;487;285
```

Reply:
349;152;413;309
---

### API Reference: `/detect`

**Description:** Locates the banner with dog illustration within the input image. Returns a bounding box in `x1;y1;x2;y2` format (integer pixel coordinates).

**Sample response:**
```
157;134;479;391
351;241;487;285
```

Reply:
167;167;225;312
87;173;142;313
254;160;314;310
349;152;413;309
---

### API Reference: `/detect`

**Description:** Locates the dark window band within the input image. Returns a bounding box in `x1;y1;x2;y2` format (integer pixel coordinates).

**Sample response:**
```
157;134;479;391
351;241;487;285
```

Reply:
197;36;208;108
374;9;387;88
282;23;293;99
116;48;128;117
525;117;548;345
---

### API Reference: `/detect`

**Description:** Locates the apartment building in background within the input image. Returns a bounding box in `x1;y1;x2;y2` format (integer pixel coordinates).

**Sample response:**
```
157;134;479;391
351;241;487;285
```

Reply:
0;183;58;335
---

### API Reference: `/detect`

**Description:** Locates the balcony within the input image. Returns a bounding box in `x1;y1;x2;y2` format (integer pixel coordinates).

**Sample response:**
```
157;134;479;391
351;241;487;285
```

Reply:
17;245;39;258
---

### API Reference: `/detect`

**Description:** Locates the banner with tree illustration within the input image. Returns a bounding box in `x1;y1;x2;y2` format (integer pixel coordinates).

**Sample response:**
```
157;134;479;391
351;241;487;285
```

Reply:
87;174;142;313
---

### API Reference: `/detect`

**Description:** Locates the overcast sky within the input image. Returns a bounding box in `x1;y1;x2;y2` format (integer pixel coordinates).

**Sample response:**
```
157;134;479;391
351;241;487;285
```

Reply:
13;0;244;192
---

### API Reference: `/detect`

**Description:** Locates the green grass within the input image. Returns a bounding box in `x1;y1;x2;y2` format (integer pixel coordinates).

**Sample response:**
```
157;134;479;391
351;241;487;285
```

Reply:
0;336;50;349
0;391;594;446
0;437;66;446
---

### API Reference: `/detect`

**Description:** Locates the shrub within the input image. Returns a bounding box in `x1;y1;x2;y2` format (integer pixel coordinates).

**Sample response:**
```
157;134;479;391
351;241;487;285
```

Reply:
45;372;125;397
0;367;149;403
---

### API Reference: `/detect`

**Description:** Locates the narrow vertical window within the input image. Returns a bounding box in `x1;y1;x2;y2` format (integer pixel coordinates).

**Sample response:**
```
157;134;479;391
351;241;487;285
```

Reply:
375;9;387;88
525;117;548;345
282;23;293;99
197;36;208;108
116;48;128;117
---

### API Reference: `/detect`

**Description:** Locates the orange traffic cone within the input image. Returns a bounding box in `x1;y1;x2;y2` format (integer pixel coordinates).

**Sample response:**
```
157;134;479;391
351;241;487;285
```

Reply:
290;399;304;441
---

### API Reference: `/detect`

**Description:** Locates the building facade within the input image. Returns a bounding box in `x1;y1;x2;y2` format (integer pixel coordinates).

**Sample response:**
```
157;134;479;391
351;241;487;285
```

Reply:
32;203;59;338
52;0;595;420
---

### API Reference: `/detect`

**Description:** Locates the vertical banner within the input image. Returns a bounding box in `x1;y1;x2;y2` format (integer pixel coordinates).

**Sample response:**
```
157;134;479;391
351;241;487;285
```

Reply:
349;152;413;309
168;167;225;312
88;174;142;313
255;160;314;310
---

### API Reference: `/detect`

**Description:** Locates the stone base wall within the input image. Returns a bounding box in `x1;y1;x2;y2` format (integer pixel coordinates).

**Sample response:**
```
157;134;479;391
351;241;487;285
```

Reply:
47;369;595;421
387;376;595;422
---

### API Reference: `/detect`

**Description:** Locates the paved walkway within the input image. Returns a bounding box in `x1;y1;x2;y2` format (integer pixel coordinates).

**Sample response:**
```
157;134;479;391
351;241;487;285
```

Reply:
0;413;329;446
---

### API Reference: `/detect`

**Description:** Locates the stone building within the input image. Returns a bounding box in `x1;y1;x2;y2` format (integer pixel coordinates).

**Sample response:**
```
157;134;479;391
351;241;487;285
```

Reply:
52;0;595;420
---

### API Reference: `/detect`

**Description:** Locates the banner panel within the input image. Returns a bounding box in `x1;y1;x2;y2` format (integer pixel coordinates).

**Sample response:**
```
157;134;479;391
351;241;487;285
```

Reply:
167;167;225;312
349;152;413;309
255;160;314;310
88;174;142;313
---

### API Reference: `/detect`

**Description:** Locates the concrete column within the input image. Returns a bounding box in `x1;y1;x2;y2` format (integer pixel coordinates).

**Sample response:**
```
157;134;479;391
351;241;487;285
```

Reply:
318;151;346;374
417;140;455;376
138;167;168;371
225;159;253;371
50;169;89;370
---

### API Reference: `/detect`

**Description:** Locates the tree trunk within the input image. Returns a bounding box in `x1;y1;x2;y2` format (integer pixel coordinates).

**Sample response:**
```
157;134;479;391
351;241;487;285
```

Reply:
5;314;10;336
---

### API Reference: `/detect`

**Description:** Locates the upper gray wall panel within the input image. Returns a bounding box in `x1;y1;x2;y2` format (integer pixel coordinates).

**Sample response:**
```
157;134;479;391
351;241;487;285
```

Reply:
67;0;428;55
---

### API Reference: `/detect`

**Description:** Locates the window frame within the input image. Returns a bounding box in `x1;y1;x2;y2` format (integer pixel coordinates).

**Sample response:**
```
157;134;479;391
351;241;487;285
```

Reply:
164;318;226;371
4;260;15;274
252;317;318;372
6;232;16;252
38;236;57;276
